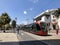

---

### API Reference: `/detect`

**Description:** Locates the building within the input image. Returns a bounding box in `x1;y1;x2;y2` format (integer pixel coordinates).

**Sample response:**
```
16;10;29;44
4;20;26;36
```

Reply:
34;9;59;30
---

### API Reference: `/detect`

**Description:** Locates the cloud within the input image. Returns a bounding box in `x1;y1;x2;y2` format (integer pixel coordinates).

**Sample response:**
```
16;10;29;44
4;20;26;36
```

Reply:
29;0;39;3
23;11;27;14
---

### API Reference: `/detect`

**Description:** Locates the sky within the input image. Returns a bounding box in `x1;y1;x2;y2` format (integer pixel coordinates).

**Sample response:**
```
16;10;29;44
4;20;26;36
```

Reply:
0;0;60;24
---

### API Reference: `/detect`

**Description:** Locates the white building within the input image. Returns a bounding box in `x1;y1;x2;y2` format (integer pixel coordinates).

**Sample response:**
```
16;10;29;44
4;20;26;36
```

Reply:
34;9;60;30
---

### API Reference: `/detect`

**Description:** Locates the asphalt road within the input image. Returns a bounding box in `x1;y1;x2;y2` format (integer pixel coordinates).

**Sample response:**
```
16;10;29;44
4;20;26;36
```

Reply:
18;30;48;45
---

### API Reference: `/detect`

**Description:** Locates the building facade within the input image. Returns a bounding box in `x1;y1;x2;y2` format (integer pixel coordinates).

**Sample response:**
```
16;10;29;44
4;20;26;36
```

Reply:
34;9;59;30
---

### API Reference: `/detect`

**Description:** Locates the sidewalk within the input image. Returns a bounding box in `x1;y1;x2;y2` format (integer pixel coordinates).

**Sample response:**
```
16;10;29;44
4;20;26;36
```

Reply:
23;31;60;45
0;33;19;45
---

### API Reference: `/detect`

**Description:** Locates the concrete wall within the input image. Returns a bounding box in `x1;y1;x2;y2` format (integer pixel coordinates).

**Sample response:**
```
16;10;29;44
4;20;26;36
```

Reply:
40;16;51;23
40;16;45;22
45;16;51;23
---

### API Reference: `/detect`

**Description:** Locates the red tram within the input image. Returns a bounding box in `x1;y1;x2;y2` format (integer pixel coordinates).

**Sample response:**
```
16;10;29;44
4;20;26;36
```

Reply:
22;21;48;35
31;21;48;35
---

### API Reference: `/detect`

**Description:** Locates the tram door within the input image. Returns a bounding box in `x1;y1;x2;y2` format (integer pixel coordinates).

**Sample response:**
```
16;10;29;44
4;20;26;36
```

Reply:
36;23;41;31
40;22;47;32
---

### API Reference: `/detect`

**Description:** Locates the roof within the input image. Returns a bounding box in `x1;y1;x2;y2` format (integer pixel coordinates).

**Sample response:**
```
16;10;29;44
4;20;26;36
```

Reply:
34;9;57;20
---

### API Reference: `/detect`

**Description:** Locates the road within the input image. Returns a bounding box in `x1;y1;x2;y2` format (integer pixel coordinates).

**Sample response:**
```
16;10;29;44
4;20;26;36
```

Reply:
18;30;47;45
18;30;60;45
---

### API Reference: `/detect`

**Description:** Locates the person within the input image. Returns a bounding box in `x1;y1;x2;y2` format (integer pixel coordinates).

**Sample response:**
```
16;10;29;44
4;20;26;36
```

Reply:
17;27;20;34
56;24;59;35
3;30;5;33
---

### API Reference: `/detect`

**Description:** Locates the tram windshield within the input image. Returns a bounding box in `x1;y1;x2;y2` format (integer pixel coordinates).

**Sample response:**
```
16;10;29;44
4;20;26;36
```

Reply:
31;23;41;32
31;22;47;32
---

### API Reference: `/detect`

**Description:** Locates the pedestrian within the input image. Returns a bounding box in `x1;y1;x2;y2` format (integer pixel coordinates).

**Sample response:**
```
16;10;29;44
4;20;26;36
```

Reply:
56;24;59;35
3;30;5;33
17;27;20;34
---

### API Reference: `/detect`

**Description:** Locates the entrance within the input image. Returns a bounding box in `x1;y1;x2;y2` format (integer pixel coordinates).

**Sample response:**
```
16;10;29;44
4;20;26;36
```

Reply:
53;25;56;30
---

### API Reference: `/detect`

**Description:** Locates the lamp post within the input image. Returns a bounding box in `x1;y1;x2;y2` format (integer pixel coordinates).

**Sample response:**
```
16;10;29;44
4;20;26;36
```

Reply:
15;17;17;27
14;17;17;33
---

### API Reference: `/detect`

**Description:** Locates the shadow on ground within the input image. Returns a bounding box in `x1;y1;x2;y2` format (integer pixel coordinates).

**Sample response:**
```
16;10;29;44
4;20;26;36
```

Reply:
42;39;60;45
0;42;19;45
19;39;60;45
19;40;48;45
0;39;60;45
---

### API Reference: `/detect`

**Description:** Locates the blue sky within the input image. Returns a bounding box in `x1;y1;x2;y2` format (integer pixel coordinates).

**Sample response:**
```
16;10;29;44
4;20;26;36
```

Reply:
0;0;60;24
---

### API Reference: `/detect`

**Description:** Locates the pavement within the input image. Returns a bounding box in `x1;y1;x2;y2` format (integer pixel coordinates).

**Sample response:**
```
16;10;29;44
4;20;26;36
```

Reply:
22;30;60;45
0;33;19;45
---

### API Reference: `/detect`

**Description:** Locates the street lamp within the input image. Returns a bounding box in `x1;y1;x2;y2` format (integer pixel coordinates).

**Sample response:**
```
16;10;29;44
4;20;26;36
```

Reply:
15;17;17;27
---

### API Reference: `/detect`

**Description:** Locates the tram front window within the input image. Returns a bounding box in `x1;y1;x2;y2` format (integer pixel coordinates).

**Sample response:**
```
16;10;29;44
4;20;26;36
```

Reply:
31;23;40;32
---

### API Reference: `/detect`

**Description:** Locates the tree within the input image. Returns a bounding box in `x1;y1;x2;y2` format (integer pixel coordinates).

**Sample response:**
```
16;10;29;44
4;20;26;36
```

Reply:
0;17;3;28
1;13;11;25
0;18;2;26
1;13;11;32
5;24;11;30
55;8;60;18
11;20;16;28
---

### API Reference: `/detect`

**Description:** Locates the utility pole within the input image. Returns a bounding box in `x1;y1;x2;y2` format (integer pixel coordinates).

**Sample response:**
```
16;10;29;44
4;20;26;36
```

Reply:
15;17;17;27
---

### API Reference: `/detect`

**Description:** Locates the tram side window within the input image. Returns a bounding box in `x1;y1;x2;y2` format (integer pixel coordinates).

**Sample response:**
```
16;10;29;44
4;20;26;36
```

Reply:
36;24;41;31
31;25;33;29
31;24;37;32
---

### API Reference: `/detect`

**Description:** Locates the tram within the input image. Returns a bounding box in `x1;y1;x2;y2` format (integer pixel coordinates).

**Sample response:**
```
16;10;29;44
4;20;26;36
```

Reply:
31;21;48;35
22;21;48;35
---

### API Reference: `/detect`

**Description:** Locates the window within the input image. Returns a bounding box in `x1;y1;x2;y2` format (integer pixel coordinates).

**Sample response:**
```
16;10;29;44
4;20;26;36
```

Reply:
51;11;55;15
31;23;41;32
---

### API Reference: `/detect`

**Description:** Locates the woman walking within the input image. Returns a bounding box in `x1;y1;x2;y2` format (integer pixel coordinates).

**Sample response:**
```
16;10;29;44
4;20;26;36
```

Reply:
17;27;20;34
